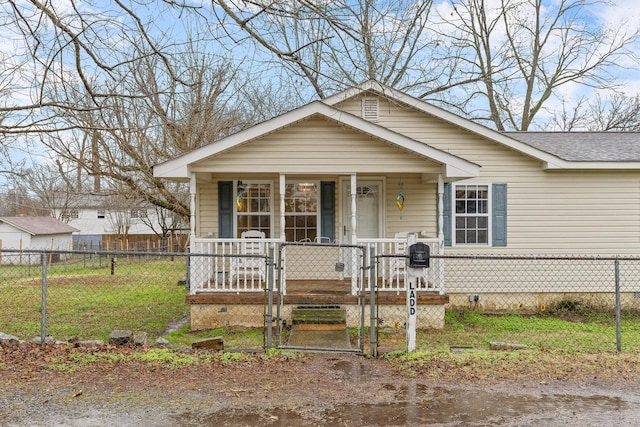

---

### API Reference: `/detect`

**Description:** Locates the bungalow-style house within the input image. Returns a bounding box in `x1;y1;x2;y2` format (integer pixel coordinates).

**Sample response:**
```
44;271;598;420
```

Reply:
153;80;640;332
0;216;78;264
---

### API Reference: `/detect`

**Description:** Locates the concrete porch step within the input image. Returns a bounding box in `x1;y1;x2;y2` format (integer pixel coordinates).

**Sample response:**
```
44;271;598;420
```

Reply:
291;305;346;325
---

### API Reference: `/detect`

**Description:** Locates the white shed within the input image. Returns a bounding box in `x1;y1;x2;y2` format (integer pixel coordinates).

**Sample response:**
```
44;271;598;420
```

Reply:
0;216;78;264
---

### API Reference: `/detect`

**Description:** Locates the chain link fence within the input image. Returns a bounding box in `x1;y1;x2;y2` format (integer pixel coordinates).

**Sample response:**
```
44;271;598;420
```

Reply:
2;248;640;355
375;254;640;354
0;249;190;346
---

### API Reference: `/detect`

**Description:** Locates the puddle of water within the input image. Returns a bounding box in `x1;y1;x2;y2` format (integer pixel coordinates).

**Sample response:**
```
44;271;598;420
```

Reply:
186;388;632;426
331;359;372;381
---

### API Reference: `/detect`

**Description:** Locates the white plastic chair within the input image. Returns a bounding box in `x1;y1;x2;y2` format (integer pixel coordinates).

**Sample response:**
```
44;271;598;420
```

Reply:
388;232;409;287
230;230;266;288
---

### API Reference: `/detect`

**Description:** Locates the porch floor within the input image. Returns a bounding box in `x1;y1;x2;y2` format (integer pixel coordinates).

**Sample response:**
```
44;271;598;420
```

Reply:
186;280;449;306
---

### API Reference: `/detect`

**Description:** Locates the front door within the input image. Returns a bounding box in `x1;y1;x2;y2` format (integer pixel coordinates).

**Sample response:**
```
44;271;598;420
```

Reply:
341;180;382;277
342;180;382;243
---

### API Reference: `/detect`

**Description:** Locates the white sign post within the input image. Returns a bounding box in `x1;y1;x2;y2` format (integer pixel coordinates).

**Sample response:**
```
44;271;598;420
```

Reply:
406;233;418;352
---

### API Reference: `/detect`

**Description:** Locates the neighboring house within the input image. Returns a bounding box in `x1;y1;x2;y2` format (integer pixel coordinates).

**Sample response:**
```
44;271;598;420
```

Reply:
0;216;78;264
153;80;640;330
52;194;186;251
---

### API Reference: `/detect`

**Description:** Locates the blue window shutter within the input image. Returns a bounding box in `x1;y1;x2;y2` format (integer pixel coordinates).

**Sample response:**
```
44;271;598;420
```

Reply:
443;183;451;246
320;181;335;243
492;183;507;247
218;181;233;238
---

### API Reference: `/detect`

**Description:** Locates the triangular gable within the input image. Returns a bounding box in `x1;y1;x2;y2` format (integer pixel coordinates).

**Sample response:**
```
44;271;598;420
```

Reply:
323;80;571;169
153;101;480;180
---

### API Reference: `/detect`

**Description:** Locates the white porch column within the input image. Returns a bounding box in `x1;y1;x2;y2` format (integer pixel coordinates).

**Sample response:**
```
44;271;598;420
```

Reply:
437;173;446;295
350;173;357;243
189;172;196;246
279;174;286;241
437;173;444;251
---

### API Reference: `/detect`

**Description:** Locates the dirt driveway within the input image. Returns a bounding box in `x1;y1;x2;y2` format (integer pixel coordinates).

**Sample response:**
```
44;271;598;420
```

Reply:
1;344;640;426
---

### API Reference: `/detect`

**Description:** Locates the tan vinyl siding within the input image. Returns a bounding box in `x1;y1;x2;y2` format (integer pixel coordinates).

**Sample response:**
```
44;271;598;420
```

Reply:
197;182;217;237
338;94;640;255
384;174;438;238
503;172;640;254
192;117;441;174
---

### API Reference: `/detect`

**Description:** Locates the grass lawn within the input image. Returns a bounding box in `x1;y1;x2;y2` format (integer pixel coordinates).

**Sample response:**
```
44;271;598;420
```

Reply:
3;254;640;353
0;256;189;342
376;309;640;354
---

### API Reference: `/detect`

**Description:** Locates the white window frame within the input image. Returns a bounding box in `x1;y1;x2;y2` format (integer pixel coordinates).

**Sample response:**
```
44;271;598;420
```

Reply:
62;209;79;220
233;180;274;238
284;180;321;242
452;182;492;246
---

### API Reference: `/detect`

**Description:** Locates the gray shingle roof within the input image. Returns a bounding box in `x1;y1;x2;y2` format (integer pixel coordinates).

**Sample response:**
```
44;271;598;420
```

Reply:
0;216;79;235
503;132;640;162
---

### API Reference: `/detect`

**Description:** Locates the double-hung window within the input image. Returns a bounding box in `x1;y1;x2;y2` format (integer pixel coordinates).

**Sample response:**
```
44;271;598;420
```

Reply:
284;182;319;242
454;184;490;245
445;182;506;247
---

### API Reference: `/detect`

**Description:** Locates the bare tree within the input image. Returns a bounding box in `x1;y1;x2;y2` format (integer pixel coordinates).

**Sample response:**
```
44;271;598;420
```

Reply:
586;93;640;131
552;92;640;131
138;204;189;250
210;0;445;99
30;41;258;221
16;163;87;220
431;0;638;130
209;0;638;130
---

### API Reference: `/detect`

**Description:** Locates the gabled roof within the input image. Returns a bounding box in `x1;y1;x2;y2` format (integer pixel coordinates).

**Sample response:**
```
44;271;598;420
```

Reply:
154;80;640;177
324;80;640;170
153;100;480;180
0;217;79;235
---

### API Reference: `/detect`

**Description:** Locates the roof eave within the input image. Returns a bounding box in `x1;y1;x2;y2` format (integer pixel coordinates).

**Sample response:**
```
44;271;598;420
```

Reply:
543;161;640;170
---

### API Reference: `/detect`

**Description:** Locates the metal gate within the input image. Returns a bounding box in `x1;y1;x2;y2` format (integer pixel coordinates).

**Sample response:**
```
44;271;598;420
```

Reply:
268;242;373;354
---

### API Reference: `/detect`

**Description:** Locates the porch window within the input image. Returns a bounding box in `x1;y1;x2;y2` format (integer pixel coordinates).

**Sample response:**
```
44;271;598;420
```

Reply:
285;182;318;242
454;184;489;245
236;182;272;237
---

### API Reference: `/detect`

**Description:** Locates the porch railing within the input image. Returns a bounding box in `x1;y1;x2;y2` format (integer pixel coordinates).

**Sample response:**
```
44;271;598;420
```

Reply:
189;236;444;295
357;237;444;295
189;238;279;294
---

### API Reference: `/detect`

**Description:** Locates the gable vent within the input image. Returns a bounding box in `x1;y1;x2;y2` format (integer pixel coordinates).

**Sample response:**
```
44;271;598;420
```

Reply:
362;97;379;122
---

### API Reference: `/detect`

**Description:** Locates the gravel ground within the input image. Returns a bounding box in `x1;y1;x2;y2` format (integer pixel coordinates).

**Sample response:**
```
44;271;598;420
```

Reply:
1;344;640;426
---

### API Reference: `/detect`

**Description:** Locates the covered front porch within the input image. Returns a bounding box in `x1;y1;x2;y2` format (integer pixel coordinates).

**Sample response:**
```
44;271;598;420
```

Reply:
186;170;457;294
188;235;446;296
